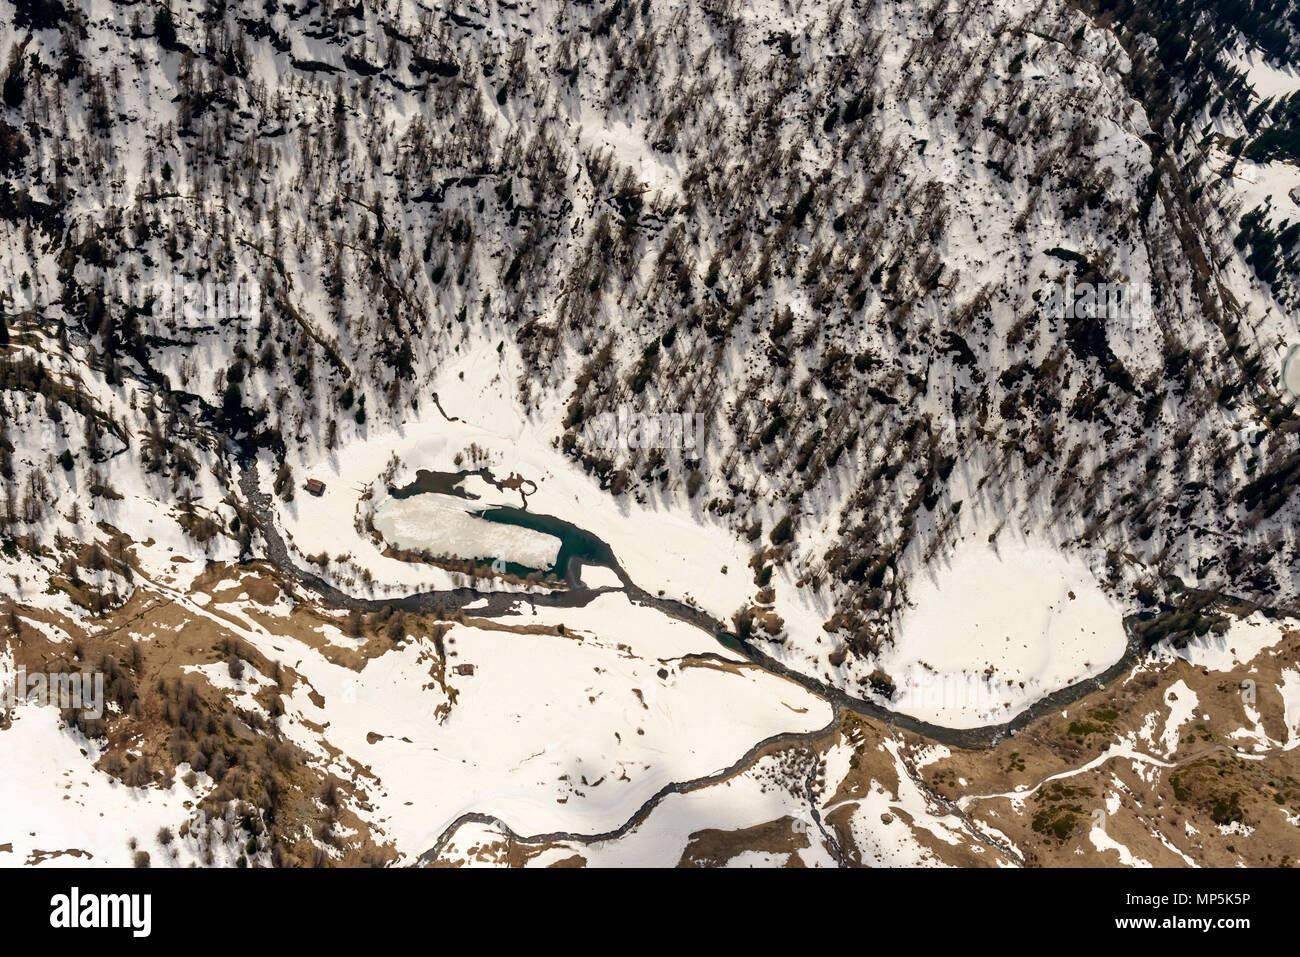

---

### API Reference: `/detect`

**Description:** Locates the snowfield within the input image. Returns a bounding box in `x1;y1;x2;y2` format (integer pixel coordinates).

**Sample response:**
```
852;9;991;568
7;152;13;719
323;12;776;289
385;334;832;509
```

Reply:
879;536;1128;727
272;591;832;857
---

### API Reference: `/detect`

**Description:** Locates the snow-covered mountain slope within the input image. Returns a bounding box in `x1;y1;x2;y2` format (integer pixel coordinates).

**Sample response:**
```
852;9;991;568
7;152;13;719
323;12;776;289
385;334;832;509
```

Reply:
4;0;1300;866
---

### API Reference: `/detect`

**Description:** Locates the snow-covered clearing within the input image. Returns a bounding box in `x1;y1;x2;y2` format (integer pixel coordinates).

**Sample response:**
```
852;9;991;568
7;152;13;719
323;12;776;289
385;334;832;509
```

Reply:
878;536;1127;727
